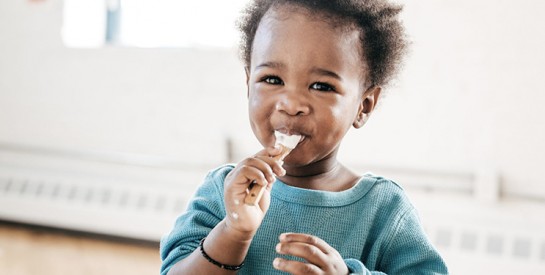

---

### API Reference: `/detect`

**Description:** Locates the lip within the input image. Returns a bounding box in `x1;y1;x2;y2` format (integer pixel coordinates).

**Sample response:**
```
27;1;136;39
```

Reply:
275;127;306;137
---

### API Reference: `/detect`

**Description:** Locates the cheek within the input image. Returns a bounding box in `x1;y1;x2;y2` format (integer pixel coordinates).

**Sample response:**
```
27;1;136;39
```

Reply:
331;100;358;128
248;91;274;144
248;95;259;119
248;91;269;121
320;101;357;139
248;94;262;128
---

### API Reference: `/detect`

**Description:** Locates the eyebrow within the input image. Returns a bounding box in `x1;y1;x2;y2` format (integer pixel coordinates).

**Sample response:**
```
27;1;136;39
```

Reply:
254;61;285;70
310;67;342;81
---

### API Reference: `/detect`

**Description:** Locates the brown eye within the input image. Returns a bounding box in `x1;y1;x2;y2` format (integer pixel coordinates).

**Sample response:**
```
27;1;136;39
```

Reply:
310;82;335;92
262;76;283;85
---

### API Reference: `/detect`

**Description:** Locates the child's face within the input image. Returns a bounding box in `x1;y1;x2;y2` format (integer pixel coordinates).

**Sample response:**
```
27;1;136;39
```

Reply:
246;6;377;167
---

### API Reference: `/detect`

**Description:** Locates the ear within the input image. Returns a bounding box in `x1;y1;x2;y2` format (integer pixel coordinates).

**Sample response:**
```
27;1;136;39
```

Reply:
353;85;382;129
245;66;250;98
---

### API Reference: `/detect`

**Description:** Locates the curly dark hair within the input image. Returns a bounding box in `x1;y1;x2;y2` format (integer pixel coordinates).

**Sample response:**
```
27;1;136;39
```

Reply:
237;0;408;87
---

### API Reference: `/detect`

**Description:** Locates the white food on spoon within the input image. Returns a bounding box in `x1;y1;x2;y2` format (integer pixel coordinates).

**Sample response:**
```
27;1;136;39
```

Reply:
274;131;302;149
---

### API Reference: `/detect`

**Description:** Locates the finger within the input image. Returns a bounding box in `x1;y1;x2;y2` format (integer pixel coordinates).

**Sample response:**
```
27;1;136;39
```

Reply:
238;156;276;182
256;178;276;211
230;165;270;189
279;233;334;255
273;257;321;275
263;145;284;158
254;146;286;176
242;156;277;183
276;241;328;268
251;145;282;159
253;154;285;177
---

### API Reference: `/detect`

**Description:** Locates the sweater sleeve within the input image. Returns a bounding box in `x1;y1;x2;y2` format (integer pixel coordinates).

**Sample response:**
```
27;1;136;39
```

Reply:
159;165;231;275
345;258;386;274
379;207;448;274
345;207;447;275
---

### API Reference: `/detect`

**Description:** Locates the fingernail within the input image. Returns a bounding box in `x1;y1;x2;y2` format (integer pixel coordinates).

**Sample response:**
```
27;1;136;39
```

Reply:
273;258;281;268
275;243;281;252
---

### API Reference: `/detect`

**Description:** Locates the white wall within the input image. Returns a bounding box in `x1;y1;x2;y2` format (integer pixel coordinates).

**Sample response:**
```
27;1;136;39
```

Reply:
341;0;545;199
1;0;544;199
0;0;251;167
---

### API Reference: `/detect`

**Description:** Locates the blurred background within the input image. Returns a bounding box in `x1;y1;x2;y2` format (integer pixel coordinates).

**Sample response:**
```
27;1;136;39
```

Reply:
1;0;544;274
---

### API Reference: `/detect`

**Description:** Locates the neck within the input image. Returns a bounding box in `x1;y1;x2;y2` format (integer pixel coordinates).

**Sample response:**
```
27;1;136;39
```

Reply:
279;155;358;192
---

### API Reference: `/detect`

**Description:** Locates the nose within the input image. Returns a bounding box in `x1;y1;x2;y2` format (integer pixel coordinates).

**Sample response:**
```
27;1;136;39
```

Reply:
275;89;310;116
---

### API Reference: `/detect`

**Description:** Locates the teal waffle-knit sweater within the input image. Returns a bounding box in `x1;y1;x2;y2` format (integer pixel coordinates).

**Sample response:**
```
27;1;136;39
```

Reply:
160;165;448;274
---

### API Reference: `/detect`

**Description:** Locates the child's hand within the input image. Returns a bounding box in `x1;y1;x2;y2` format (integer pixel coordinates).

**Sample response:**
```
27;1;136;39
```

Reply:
223;146;285;239
273;233;349;275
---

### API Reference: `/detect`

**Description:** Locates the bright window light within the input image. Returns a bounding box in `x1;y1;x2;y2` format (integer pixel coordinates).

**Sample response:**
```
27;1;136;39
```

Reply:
62;0;251;48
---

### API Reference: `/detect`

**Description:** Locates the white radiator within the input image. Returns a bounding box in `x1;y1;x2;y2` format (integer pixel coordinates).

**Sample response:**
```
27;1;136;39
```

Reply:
411;192;545;275
0;144;210;242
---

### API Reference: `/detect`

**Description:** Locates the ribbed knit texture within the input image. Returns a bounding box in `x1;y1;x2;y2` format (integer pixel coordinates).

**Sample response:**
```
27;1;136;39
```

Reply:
160;164;448;274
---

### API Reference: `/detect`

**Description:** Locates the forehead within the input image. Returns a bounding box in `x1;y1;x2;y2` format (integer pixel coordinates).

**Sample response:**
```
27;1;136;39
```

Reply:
251;5;365;76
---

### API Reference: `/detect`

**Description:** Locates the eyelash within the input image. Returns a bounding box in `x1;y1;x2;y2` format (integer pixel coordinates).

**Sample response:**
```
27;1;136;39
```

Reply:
260;75;336;92
260;75;283;85
310;82;336;92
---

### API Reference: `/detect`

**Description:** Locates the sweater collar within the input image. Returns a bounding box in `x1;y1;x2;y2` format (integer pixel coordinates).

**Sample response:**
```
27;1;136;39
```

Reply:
271;174;377;207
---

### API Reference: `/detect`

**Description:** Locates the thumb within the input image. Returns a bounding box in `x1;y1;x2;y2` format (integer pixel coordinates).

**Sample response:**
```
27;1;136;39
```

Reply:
258;180;275;212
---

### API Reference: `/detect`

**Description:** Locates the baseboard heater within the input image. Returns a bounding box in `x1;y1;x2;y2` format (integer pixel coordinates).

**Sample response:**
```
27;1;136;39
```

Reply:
0;143;211;242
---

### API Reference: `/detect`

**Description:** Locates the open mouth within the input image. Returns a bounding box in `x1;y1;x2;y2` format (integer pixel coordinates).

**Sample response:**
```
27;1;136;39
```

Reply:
275;127;306;137
273;129;307;150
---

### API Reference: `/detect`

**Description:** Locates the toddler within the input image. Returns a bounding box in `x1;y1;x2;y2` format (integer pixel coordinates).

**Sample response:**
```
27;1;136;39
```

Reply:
161;0;448;274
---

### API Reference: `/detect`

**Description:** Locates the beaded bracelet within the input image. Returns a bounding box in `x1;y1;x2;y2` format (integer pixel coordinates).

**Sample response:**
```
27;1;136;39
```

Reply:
199;237;245;271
